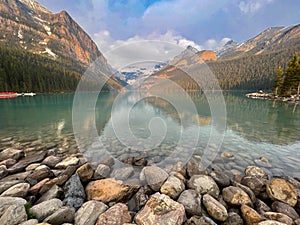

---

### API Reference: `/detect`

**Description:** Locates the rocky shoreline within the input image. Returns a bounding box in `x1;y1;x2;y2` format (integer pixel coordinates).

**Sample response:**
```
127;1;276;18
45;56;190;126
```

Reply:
0;137;300;225
246;92;300;104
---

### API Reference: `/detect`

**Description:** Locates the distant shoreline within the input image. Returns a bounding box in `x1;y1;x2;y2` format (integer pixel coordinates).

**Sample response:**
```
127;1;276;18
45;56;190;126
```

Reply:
246;92;300;104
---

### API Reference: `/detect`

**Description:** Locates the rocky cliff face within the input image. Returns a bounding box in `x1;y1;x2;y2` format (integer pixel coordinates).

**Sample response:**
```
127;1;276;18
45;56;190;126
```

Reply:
0;0;105;66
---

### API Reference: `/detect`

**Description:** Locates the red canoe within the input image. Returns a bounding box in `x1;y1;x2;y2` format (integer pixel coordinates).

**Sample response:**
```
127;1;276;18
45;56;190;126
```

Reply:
0;92;18;99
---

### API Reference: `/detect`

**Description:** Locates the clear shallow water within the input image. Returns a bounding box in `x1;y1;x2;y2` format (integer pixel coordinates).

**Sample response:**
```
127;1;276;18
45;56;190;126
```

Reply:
0;91;299;177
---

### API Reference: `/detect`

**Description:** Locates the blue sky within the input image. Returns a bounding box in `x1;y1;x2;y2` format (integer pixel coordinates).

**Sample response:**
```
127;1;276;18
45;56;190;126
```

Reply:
37;0;300;53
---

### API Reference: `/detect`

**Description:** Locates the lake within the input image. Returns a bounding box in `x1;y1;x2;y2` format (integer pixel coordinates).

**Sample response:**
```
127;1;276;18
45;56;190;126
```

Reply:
0;91;299;177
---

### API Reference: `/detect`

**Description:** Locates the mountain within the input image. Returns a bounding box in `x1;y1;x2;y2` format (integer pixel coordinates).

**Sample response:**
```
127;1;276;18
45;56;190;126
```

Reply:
218;25;300;59
143;24;300;91
0;0;122;92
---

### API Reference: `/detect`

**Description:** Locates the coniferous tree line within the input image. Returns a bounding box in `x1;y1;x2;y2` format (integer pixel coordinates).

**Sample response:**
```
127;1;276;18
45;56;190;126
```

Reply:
207;47;300;90
0;46;112;93
273;52;300;96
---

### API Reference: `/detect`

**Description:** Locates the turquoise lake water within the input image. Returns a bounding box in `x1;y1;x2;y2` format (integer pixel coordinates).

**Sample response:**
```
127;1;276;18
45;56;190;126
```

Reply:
0;91;299;177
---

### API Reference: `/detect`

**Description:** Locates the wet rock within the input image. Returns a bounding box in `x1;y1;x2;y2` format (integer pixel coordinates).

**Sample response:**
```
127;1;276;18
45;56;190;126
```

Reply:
257;221;287;225
161;175;185;199
222;186;253;207
271;201;299;220
221;212;243;225
8;153;46;174
0;182;30;197
188;175;220;198
233;181;257;205
85;178;138;204
93;164;111;179
135;192;186;225
241;176;266;196
111;166;134;181
44;206;75;225
264;212;294;225
30;198;63;222
178;189;202;216
266;178;298;207
63;173;86;210
42;156;62;168
0;165;8;179
96;203;131;225
210;169;230;188
19;219;39;225
26;165;54;185
76;163;94;183
55;157;79;169
140;166;169;191
0;204;27;225
0;148;24;161
203;194;228;222
256;199;271;215
75;200;108;225
245;166;268;179
241;204;265;225
36;185;63;204
186;162;208;177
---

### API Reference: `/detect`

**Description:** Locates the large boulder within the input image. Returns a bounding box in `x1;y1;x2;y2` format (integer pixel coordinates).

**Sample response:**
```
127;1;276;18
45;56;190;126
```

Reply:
30;198;63;222
75;200;108;225
202;194;228;222
187;175;220;198
0;204;27;225
266;178;298;207
241;204;265;225
43;206;75;225
140;166;169;191
135;193;186;225
245;166;268;179
222;186;253;207
63;173;86;210
96;203;131;225
85;178;138;204
161;175;185;199
0;182;30;198
177;189;202;216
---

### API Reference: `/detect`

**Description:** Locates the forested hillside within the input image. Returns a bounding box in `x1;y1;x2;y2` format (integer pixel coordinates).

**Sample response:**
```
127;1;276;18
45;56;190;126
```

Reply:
208;47;300;90
0;46;87;92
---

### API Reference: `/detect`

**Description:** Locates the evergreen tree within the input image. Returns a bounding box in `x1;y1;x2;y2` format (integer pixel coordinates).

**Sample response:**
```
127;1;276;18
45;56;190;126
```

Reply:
273;66;283;96
281;52;300;96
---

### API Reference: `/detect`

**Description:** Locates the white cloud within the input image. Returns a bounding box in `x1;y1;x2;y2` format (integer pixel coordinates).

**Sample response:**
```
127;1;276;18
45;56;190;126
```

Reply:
239;0;274;14
94;30;203;69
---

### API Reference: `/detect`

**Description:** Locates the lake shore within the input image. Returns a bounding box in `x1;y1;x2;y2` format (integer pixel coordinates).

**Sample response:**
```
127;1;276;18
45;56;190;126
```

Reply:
0;137;300;225
246;92;300;104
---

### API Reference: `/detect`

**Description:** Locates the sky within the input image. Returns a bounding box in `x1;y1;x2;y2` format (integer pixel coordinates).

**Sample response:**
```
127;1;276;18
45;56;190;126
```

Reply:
37;0;300;67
